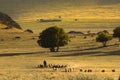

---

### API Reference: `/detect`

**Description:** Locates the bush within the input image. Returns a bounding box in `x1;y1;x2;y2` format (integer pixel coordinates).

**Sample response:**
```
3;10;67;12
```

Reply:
96;31;112;47
39;19;62;22
15;36;21;39
37;26;70;52
113;27;120;42
97;30;109;35
68;31;84;35
25;29;33;33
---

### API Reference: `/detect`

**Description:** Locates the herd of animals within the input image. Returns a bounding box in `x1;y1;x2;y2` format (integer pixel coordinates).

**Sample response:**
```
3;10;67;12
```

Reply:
37;60;116;73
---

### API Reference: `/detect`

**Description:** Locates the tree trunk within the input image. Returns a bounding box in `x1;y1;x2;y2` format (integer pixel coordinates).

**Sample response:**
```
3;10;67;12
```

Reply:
50;47;55;52
56;46;59;52
102;42;107;47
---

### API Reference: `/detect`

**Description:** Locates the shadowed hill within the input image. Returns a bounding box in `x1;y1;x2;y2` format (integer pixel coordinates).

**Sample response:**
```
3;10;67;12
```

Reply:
0;12;22;29
0;0;120;21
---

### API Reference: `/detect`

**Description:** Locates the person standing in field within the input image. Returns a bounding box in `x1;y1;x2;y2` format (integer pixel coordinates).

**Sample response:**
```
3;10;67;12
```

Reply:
43;60;47;67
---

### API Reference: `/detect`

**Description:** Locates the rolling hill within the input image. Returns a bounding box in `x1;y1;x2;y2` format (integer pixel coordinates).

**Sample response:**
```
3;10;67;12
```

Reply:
0;12;22;29
0;0;120;21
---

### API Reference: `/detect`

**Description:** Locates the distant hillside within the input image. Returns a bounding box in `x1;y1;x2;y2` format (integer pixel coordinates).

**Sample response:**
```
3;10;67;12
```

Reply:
0;0;120;21
0;12;22;29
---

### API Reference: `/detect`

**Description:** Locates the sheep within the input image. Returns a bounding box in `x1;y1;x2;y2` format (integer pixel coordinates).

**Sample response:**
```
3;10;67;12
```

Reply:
114;43;120;47
61;65;65;68
65;68;68;72
112;69;115;72
69;68;74;72
65;68;73;72
101;70;105;72
84;70;87;72
90;69;92;72
48;64;53;68
38;64;44;68
53;67;58;71
56;65;60;68
67;68;72;72
84;36;87;39
37;65;40;68
38;63;68;70
88;69;92;72
59;64;67;68
64;65;68;68
80;69;83;72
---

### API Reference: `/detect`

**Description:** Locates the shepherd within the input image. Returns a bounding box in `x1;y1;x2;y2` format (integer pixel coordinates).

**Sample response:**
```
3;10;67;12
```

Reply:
43;60;47;67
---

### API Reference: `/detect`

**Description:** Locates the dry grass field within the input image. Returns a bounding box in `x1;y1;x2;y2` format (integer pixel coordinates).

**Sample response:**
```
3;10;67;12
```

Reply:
0;20;120;80
0;0;120;79
18;19;120;34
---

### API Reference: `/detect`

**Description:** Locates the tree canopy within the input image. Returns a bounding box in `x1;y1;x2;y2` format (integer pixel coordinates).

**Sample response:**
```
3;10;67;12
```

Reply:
113;27;120;41
37;26;70;52
96;31;112;47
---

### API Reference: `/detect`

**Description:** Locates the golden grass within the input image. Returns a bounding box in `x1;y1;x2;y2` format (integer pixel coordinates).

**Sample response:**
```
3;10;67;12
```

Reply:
0;29;120;79
0;19;120;79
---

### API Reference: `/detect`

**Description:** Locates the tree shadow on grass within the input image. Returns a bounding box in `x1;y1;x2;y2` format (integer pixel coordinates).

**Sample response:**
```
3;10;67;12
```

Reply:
58;45;120;57
53;50;120;57
0;51;43;57
94;50;120;56
61;46;103;53
53;51;102;57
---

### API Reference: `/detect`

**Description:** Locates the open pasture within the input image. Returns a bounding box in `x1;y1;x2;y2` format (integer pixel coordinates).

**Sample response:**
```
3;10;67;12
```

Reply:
0;26;120;79
19;19;120;33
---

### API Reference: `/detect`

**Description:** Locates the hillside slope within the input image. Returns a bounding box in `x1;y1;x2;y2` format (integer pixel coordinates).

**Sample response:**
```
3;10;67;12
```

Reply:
0;12;22;29
0;0;120;21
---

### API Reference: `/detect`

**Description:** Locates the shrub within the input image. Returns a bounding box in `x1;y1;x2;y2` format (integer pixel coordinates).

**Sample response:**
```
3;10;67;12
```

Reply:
68;31;84;35
97;30;109;35
15;36;21;39
25;29;33;33
113;27;120;42
96;31;112;47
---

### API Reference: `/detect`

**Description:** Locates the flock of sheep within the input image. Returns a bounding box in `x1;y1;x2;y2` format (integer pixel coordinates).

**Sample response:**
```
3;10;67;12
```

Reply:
37;63;116;73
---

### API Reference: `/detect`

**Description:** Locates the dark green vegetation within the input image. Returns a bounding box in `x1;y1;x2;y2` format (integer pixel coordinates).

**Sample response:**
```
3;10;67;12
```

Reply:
0;12;22;29
24;29;33;33
113;27;120;42
96;31;112;47
38;19;62;22
37;26;70;52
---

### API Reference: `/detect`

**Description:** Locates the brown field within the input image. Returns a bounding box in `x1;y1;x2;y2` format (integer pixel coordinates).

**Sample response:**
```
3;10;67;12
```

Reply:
0;20;120;80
